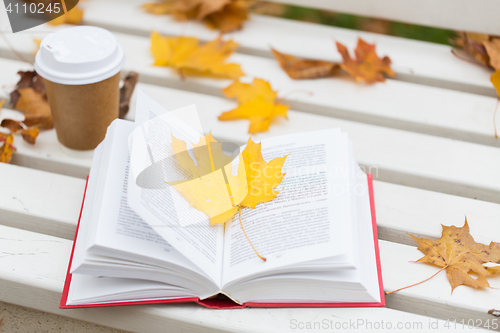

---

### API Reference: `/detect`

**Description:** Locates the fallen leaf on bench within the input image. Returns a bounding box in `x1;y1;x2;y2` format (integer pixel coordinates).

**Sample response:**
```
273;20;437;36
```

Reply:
336;38;395;83
0;133;16;164
219;78;288;134
48;4;84;26
14;88;53;130
451;32;500;70
168;133;288;260
0;119;41;145
21;127;40;144
142;0;249;33
386;217;500;295
151;32;244;79
10;71;53;130
271;48;340;80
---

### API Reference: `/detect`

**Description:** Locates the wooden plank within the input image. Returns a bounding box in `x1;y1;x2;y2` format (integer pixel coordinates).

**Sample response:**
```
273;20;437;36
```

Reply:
82;0;496;97
1;124;499;249
0;163;85;239
0;225;491;332
1;71;500;203
0;35;499;150
262;0;500;36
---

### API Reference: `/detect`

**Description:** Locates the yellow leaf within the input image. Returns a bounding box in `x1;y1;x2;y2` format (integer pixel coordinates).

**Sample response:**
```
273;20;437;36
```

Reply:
151;32;244;79
336;38;395;83
0;134;15;164
0;99;4;111
204;0;249;34
141;1;175;15
409;217;500;292
48;5;84;26
14;88;53;130
168;133;288;225
219;78;289;134
239;137;287;209
169;133;248;225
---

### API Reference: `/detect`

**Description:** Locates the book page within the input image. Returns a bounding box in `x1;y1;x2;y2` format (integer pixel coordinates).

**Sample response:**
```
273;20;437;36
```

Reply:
127;91;225;285
222;129;354;286
74;121;217;292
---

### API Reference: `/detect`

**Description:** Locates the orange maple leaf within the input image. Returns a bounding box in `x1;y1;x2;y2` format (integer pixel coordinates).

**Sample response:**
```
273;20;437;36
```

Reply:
271;48;340;80
336;38;395;83
219;78;288;134
388;217;500;294
151;31;244;79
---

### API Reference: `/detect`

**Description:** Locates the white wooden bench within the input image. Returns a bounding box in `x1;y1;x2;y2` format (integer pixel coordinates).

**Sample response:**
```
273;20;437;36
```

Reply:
1;0;500;331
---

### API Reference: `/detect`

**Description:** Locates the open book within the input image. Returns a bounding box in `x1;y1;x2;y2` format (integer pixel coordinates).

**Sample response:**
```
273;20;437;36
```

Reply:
61;91;384;309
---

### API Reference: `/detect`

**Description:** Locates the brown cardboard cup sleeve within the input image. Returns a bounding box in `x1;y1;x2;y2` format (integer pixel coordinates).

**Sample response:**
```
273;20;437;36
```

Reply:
35;26;125;151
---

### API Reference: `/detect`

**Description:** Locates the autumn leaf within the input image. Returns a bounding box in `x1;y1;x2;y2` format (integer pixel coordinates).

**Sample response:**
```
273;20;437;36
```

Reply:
271;48;340;80
48;5;84;26
14;88;53;129
151;32;244;79
10;71;53;130
169;133;288;260
142;0;249;33
219;78;288;134
387;217;500;294
0;99;4;112
0;133;16;164
336;38;395;83
451;32;500;70
239;138;287;209
169;132;248;226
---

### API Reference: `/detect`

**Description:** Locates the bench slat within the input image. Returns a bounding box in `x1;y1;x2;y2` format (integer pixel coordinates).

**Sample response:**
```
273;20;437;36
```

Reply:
2;76;500;204
0;225;492;332
81;0;496;97
2;159;500;251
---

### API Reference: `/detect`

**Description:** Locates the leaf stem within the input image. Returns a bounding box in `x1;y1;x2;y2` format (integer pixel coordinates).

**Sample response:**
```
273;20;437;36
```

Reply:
238;207;266;261
385;266;447;295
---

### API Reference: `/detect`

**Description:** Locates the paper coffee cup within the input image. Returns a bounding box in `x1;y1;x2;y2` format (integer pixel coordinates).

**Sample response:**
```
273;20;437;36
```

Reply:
35;26;125;151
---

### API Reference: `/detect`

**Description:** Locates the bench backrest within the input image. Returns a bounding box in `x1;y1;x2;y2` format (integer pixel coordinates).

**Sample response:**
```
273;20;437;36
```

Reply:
264;0;500;35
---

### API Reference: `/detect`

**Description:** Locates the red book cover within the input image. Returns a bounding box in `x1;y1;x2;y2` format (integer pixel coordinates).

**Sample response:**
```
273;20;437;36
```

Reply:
60;174;384;309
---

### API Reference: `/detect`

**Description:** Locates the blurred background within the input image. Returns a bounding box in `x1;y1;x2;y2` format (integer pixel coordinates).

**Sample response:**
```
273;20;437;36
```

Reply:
251;2;456;45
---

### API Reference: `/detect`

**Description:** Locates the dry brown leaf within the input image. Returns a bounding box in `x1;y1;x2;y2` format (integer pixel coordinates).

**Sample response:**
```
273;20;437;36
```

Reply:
0;119;23;133
21;127;40;144
452;32;492;68
151;32;244;79
391;217;500;293
204;0;249;34
219;78;288;134
336;38;395;83
483;39;500;70
0;133;16;164
14;88;53;129
271;48;340;80
119;72;139;119
142;0;249;33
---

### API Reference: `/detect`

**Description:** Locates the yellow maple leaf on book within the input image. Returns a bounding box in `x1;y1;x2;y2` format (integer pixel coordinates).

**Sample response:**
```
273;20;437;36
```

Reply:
168;133;288;260
150;31;244;79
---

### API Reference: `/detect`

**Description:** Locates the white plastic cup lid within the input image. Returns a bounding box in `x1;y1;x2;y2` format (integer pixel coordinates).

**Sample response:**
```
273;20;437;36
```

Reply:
35;26;125;85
